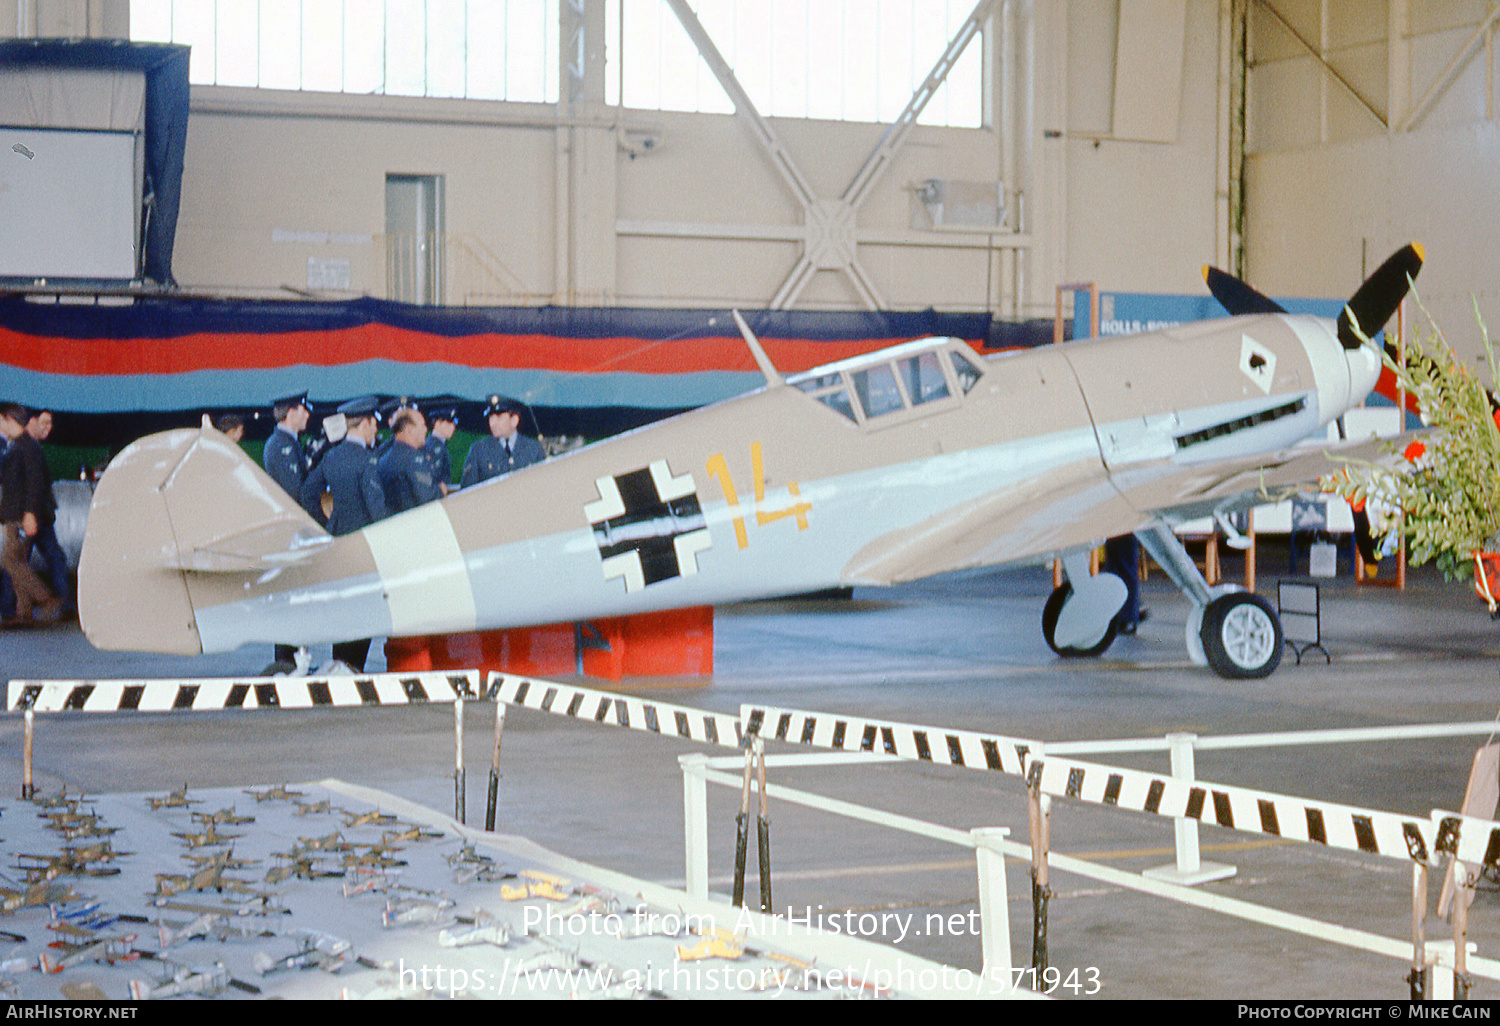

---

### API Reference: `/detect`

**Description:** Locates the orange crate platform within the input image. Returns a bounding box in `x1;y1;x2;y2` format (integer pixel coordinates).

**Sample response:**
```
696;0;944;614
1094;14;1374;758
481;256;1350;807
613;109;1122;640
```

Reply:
385;606;713;681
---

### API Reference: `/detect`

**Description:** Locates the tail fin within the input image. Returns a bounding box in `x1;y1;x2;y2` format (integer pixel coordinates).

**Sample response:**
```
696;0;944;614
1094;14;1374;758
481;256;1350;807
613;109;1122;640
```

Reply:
78;423;329;654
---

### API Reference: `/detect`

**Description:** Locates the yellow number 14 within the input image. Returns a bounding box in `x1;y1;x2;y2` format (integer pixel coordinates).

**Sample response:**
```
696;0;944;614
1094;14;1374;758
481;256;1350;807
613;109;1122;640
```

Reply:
705;442;812;550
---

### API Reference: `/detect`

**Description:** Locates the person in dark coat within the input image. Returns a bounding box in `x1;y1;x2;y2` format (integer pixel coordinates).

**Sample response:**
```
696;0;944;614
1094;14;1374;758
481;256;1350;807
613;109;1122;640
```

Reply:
263;392;312;501
423;406;457;495
23;410;70;615
0;403;60;626
460;396;545;488
299;397;389;671
261;392;312;669
300;397;389;537
378;407;441;514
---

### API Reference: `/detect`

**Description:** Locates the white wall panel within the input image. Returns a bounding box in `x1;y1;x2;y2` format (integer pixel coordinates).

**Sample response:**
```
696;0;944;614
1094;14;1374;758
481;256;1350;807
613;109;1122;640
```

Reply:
1061;0;1220;296
1409;24;1490;129
1246;122;1500;359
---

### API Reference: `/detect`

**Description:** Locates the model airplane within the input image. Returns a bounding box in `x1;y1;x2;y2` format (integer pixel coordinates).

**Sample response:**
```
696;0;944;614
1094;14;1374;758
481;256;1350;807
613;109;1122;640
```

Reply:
191;807;255;826
146;784;199;811
0;878;82;914
244;784;306;803
39;928;140;973
157;910;275;948
340;809;399;829
172;822;244;849
130;960;261;999
17;841;130;879
152;850;258;897
77;246;1424;679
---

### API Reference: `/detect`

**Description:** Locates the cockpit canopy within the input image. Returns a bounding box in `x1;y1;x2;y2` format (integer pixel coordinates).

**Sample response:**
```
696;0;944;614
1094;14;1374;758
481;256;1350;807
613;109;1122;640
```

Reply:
787;338;984;425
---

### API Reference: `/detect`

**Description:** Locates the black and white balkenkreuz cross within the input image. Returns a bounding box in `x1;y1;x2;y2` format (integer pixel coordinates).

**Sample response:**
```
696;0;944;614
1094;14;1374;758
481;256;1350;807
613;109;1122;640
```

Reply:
585;460;711;592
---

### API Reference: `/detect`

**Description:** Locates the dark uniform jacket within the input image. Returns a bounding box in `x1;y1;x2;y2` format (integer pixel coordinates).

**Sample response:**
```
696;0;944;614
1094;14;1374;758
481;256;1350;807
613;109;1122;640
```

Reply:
378;441;441;514
460;434;545;489
422;434;452;489
262;425;307;501
0;434;55;525
300;438;389;536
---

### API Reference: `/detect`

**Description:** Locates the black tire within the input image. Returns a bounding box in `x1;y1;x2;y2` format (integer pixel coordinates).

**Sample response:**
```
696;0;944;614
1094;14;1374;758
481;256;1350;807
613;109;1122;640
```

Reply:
1200;592;1283;679
259;661;297;677
1041;582;1120;658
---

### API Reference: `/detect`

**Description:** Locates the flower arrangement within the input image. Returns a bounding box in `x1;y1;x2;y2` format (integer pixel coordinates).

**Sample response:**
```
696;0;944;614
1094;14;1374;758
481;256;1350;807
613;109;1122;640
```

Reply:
1325;305;1500;582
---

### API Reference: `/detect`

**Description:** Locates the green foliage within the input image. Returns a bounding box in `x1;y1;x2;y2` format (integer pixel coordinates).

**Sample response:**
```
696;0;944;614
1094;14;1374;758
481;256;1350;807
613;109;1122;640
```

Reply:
1327;304;1500;580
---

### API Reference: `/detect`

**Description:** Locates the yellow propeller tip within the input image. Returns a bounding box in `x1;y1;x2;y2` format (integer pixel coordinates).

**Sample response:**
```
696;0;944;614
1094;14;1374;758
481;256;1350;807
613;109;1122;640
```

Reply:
1412;241;1425;262
1201;265;1212;283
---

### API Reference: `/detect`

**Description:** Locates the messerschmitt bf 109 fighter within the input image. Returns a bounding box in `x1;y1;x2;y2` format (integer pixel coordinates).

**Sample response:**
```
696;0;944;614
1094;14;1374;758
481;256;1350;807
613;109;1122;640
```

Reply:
78;246;1424;680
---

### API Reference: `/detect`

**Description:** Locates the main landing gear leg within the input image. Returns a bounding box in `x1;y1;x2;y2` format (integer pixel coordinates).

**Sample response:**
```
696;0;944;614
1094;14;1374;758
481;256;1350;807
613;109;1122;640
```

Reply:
1135;521;1283;679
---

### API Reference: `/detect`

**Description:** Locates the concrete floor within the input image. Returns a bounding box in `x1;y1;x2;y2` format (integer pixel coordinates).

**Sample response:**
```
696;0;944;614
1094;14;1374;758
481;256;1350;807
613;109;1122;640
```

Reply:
5;547;1500;1000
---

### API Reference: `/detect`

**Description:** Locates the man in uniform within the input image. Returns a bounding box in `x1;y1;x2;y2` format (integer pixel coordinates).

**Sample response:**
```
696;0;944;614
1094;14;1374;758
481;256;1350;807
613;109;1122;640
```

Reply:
300;396;389;671
423;406;457;494
460;395;545;488
263;392;312;501
378;407;441;514
262;392;312;669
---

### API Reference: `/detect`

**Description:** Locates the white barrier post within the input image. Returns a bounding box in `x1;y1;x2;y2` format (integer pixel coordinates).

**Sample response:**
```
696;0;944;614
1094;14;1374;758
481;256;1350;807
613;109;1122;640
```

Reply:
680;754;711;901
973;827;1013;986
1144;732;1236;885
1454;862;1474;1000
1410;861;1429;999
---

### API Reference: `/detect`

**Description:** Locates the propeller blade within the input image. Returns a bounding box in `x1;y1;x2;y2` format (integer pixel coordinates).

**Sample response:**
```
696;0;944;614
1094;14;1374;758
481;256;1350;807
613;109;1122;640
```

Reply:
1202;266;1287;316
1337;242;1424;351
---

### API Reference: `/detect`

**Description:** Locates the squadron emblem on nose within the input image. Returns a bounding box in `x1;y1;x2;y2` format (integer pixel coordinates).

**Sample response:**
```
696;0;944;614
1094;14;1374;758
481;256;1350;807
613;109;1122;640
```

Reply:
1240;334;1276;394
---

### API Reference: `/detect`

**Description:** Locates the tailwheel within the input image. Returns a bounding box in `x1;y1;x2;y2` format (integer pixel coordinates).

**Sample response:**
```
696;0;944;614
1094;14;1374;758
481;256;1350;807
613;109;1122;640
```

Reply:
1200;592;1283;679
1041;582;1120;658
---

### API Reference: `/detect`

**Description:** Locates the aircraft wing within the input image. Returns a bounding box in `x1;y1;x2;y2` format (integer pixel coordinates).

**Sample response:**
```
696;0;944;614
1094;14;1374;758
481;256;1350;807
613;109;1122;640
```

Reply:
841;431;1419;585
1111;429;1422;521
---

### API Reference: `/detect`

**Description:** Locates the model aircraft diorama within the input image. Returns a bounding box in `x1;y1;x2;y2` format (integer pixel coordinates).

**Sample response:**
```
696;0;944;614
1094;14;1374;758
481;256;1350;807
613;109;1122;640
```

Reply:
76;247;1424;679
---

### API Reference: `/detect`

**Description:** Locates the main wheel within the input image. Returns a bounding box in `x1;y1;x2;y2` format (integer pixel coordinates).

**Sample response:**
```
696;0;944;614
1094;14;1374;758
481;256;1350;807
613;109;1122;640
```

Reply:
1200;592;1283;679
1041;582;1120;658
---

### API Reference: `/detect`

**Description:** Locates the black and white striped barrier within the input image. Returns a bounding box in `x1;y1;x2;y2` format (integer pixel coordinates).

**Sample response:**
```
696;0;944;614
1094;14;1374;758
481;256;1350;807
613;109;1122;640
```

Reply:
742;705;1035;775
7;672;481;713
739;704;1500;872
488;674;742;749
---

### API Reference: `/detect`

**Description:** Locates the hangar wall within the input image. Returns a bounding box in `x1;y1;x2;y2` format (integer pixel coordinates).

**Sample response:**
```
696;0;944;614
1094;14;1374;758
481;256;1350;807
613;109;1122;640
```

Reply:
13;1;1495;333
1244;0;1500;350
5;0;1235;322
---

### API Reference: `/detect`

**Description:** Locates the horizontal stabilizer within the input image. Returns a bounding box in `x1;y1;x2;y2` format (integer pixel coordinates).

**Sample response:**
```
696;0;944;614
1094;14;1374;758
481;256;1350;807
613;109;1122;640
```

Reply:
166;520;333;572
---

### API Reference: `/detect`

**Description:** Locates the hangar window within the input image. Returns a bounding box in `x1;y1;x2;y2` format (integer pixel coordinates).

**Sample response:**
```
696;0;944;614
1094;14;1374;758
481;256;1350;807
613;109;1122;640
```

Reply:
129;0;560;102
605;0;983;128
